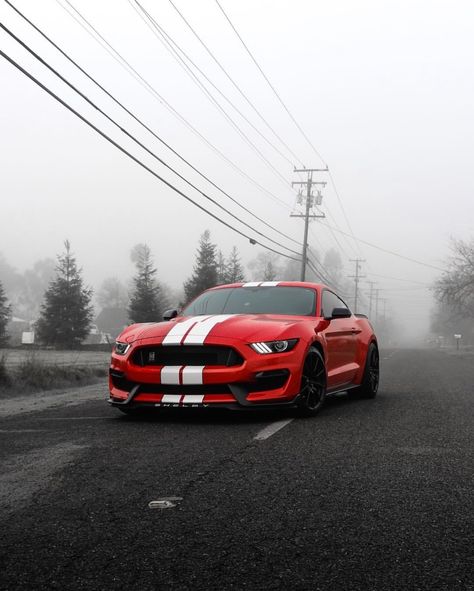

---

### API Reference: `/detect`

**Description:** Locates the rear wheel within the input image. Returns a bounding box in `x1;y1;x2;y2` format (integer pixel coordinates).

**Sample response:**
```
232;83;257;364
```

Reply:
296;348;327;417
353;343;379;399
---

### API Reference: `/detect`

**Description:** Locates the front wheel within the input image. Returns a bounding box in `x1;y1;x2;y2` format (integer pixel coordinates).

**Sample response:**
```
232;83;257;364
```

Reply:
296;348;327;417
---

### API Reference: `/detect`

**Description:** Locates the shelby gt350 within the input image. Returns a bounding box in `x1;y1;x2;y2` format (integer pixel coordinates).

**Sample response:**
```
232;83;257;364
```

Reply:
108;282;379;416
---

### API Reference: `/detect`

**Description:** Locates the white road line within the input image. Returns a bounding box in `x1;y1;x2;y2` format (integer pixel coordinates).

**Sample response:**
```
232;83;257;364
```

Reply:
254;419;294;441
37;417;107;421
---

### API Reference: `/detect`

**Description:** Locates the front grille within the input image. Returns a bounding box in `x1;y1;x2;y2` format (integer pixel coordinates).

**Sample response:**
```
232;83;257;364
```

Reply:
132;345;244;367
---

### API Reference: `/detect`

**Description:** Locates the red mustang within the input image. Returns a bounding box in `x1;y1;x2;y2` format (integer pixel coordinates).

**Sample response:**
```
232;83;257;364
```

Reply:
108;282;379;416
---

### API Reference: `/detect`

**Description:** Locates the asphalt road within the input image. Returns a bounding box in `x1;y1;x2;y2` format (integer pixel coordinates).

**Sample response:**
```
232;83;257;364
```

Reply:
0;349;473;591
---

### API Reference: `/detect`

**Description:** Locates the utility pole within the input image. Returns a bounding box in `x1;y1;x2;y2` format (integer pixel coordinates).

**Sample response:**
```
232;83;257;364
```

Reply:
374;288;380;324
367;281;376;319
348;258;366;313
291;167;327;281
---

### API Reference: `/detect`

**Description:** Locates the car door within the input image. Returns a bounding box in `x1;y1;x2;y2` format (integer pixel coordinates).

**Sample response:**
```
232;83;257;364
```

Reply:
320;290;358;389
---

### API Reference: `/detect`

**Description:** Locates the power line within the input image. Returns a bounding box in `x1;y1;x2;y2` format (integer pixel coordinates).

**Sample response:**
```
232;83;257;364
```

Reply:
3;0;301;248
213;1;370;261
1;23;302;259
128;1;293;192
167;0;304;168
319;222;446;272
0;49;301;262
365;272;431;286
56;0;294;210
213;0;324;166
132;0;295;170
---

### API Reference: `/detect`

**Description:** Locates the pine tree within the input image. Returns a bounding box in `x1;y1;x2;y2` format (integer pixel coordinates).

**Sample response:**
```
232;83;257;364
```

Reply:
216;250;227;285
36;241;93;348
184;230;218;303
226;246;245;283
128;244;161;323
0;280;11;346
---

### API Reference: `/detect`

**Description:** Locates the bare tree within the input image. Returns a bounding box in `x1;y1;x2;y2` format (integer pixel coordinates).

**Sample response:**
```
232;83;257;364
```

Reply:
434;239;474;317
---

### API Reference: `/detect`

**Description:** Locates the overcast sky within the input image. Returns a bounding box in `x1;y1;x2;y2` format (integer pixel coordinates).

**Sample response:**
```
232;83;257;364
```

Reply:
1;0;474;339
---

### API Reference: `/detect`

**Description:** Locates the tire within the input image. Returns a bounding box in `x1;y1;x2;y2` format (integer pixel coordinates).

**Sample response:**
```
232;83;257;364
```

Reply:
296;347;327;417
353;342;379;399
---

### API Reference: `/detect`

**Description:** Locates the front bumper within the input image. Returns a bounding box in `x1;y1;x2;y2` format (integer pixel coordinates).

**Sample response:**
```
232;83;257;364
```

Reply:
108;338;305;410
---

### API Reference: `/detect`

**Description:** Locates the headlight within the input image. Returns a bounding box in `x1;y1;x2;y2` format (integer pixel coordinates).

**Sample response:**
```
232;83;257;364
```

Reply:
249;339;298;354
114;341;131;355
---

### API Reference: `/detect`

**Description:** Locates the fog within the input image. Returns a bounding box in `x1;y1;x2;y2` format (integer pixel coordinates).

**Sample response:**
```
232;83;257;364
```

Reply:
2;0;474;345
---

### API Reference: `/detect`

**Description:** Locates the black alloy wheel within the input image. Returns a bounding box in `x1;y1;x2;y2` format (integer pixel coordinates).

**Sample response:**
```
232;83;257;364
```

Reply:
297;347;327;416
355;342;379;399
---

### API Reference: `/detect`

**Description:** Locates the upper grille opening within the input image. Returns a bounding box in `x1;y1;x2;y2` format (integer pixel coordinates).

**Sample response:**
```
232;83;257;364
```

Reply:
131;345;244;367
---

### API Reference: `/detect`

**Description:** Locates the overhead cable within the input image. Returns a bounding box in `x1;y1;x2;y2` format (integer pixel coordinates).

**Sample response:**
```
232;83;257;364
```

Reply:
0;23;302;258
56;0;294;209
214;0;367;259
320;222;446;272
214;0;324;165
0;49;301;262
132;0;296;170
128;1;293;193
4;0;300;247
167;0;304;167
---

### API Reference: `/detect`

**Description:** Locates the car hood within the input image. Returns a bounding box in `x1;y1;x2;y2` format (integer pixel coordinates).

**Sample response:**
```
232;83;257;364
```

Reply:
118;314;310;344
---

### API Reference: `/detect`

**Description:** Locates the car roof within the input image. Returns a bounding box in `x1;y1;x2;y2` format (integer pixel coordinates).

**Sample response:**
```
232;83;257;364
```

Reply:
206;281;328;291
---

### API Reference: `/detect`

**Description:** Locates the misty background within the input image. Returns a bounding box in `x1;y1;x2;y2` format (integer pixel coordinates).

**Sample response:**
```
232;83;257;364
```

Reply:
2;0;474;344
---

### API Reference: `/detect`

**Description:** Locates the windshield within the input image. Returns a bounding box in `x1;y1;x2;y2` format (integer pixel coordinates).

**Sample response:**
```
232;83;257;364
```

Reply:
183;287;317;317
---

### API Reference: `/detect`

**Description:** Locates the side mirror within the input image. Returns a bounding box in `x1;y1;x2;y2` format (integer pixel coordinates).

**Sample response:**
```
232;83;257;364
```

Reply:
163;308;179;321
326;307;352;320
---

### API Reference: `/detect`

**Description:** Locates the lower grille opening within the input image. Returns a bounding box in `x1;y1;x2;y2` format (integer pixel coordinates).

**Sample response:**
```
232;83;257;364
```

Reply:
110;369;135;392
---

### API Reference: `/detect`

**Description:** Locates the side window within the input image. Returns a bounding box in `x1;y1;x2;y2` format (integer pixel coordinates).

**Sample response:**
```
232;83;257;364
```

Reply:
321;290;350;317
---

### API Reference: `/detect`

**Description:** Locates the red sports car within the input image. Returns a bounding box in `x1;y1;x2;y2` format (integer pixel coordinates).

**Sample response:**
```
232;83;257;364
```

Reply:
108;282;379;416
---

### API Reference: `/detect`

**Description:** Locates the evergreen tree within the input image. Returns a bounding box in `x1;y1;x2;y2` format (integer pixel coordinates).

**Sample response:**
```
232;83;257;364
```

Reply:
128;244;161;323
0;280;11;346
36;241;93;348
216;250;227;285
184;230;218;303
248;251;282;281
226;246;245;283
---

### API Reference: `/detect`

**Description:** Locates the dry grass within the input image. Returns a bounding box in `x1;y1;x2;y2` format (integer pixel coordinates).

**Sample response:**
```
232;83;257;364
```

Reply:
0;352;108;398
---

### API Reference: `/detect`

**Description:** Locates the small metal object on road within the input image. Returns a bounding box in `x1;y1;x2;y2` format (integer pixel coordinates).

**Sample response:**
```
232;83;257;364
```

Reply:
148;497;183;510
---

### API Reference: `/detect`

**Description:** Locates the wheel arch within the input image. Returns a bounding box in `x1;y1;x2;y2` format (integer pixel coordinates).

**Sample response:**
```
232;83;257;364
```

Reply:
309;338;325;363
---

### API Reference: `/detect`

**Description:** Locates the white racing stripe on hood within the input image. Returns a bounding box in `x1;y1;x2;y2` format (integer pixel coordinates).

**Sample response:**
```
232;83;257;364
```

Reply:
182;314;235;345
161;316;210;345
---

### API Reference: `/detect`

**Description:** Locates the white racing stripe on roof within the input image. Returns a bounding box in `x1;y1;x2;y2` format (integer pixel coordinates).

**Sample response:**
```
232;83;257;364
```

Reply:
260;281;280;287
181;366;204;385
162;316;210;345
242;282;261;287
182;314;234;345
